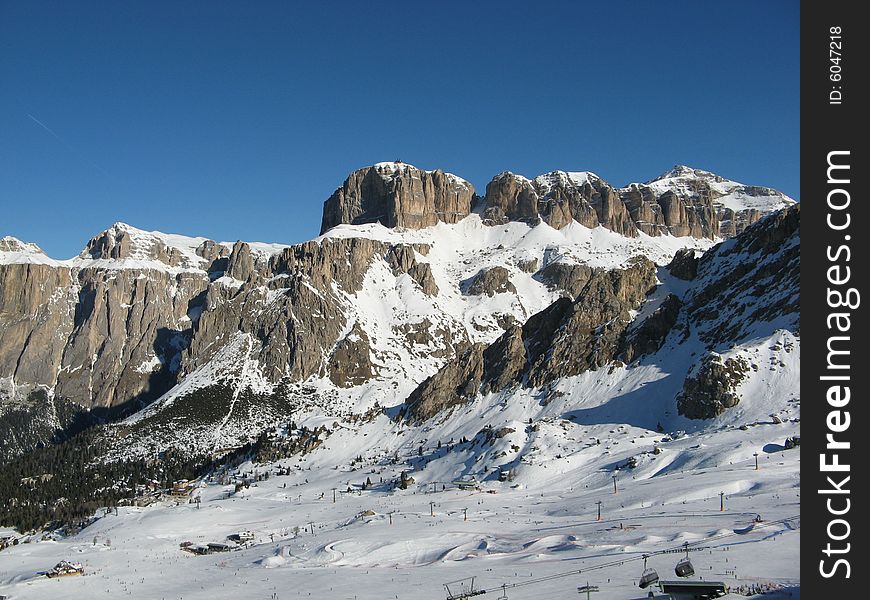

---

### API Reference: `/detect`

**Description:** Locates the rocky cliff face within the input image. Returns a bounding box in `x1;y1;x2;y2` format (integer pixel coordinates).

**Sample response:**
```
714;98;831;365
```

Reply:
0;163;797;460
673;205;800;419
0;225;443;418
0;231;212;414
638;165;794;238
483;171;639;236
319;162;794;240
186;236;398;385
320;162;476;233
405;203;799;424
476;166;795;240
682;204;800;347
405;259;658;422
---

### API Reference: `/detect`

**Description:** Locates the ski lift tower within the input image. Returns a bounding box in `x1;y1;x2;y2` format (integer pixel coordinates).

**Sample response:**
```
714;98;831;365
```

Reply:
444;577;486;600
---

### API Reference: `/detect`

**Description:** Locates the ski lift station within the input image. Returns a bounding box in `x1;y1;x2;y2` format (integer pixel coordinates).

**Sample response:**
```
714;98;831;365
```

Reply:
451;476;479;490
657;580;728;599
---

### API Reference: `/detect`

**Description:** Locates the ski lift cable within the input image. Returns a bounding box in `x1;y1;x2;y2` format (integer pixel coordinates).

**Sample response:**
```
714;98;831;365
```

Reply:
471;514;799;595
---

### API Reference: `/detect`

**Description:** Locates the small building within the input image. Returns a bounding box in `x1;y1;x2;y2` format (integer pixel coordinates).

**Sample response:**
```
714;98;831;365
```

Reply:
658;580;728;600
206;542;232;553
452;477;479;490
227;530;255;542
170;479;196;497
45;560;85;578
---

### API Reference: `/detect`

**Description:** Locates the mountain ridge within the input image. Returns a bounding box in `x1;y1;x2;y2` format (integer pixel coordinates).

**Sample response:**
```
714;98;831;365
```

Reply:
1;163;797;466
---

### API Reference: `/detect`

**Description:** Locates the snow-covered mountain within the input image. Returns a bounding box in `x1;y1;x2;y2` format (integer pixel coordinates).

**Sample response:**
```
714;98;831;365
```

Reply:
0;163;799;598
0;164;796;457
633;165;796;237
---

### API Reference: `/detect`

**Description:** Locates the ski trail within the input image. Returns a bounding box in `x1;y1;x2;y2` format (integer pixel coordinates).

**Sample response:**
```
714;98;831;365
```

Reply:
212;334;254;446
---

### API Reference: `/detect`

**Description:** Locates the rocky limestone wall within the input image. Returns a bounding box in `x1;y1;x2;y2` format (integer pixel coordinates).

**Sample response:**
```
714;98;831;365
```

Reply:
0;259;210;411
667;249;699;281
405;259;658;421
482;173;540;225
464;266;516;297
0;224;457;416
685;204;800;346
386;245;439;296
320;163;795;241
0;263;77;390
481;172;724;239
320;164;475;233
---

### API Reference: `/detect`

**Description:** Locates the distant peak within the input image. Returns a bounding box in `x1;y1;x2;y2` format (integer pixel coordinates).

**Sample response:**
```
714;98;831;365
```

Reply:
654;165;718;181
0;236;45;254
372;161;417;171
492;171;532;183
321;162;476;233
108;221;136;231
534;170;601;189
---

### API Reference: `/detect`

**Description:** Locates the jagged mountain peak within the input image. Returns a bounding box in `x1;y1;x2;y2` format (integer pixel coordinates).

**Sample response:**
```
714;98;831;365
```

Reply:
320;162;477;234
651;164;720;181
79;222;218;270
0;236;58;266
533;170;603;190
492;170;532;183
353;161;473;186
323;162;794;241
0;236;45;254
639;165;797;205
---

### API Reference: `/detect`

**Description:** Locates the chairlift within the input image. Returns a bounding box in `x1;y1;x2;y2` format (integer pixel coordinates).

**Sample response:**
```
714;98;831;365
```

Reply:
675;543;695;578
675;556;695;577
638;555;659;589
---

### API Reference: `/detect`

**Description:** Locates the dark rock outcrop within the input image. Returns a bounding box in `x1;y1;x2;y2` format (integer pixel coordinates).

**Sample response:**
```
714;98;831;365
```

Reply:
677;355;751;419
516;257;539;273
532;171;601;230
483;171;638;235
270;237;389;293
226;241;256;282
327;323;375;387
537;263;594;298
478;169;744;239
621;294;683;363
667;249;699;280
403;343;487;422
464;266;516;297
386;245;439;295
320;163;475;233
525;259;657;387
483;173;540;224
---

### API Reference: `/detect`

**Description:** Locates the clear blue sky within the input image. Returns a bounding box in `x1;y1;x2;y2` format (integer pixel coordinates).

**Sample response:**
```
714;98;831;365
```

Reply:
1;1;799;259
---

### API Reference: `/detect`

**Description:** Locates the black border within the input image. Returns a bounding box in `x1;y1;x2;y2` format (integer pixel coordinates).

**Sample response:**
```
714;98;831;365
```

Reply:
802;2;866;596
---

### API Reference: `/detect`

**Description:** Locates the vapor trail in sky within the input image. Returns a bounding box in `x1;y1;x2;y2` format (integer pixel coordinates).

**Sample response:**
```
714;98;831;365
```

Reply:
26;112;112;179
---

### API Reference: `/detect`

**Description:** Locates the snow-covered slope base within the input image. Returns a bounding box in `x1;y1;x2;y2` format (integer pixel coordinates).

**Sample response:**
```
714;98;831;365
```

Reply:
0;178;800;598
0;375;800;599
